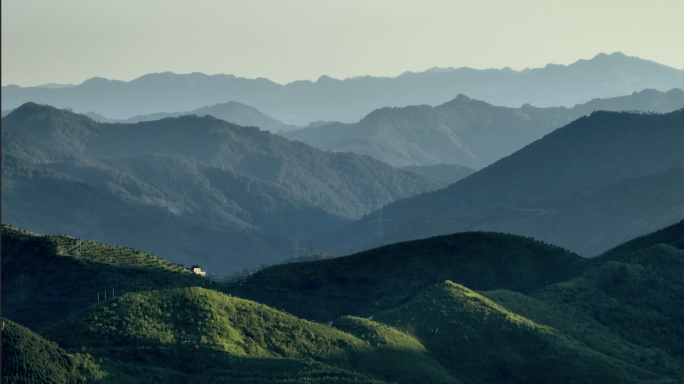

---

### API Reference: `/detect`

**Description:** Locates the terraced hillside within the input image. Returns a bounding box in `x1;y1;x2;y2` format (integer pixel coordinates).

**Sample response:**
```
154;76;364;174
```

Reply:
1;224;205;332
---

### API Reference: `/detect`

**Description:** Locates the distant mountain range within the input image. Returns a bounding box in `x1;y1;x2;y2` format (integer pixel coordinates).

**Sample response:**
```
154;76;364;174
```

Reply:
83;101;300;132
282;88;684;168
3;52;683;125
318;109;684;256
1;103;444;273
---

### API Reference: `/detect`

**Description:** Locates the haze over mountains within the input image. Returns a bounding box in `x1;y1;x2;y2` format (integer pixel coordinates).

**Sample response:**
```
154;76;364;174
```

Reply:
1;103;444;273
83;101;299;133
3;52;684;125
319;109;684;257
283;88;684;168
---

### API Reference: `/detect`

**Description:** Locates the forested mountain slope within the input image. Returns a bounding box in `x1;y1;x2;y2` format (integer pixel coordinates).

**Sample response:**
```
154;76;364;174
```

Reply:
2;104;444;273
318;109;684;256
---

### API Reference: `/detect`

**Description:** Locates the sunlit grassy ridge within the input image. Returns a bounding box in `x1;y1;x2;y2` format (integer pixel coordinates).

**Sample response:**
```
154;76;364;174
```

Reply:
1;224;205;332
229;231;587;321
373;281;663;383
3;318;383;384
44;287;362;357
42;287;457;383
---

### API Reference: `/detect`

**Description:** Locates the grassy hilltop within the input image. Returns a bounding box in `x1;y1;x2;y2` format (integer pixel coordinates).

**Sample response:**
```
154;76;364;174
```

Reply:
42;287;457;384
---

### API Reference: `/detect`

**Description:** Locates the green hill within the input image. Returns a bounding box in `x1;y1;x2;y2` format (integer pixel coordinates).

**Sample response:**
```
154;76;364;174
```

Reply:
43;287;456;384
331;316;458;383
2;317;384;384
1;224;205;332
5;222;684;382
372;281;663;383
480;221;684;378
1;318;104;384
228;231;587;321
536;243;684;363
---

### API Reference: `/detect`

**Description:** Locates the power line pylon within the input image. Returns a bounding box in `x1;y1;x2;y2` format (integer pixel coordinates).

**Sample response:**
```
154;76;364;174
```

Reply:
369;208;393;237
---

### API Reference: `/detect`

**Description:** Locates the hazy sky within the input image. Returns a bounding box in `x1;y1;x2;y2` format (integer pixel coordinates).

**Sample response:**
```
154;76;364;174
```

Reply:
2;0;682;87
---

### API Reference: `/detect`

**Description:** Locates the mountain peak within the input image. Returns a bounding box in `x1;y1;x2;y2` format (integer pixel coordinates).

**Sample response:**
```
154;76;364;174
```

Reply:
590;51;631;62
316;75;338;83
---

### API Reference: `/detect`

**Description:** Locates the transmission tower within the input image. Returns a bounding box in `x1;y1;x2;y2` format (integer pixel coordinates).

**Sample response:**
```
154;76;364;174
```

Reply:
282;239;306;257
369;208;393;237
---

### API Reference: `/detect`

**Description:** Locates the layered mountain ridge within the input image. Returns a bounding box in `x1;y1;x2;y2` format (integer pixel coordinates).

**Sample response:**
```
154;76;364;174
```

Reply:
3;52;683;125
317;108;684;256
1;104;445;273
283;88;684;168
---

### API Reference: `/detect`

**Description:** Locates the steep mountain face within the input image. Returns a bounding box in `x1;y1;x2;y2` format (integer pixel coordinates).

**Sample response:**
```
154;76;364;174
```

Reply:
3;52;683;125
83;101;299;132
282;89;684;168
317;109;684;256
1;104;444;273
